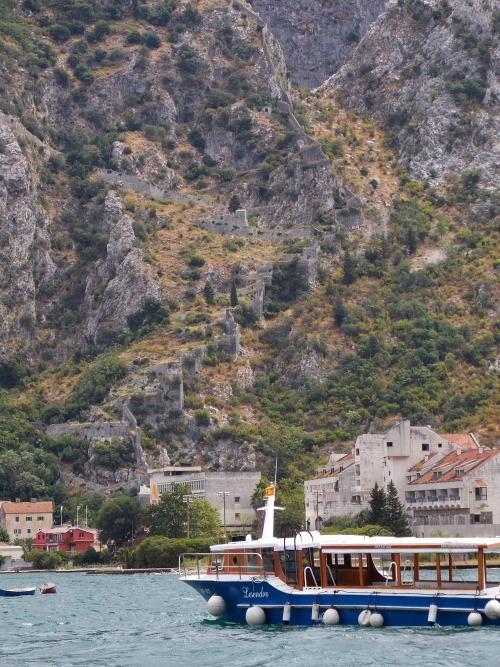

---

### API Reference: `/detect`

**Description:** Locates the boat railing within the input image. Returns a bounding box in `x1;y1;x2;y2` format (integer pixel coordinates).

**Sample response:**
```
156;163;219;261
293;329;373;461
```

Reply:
326;564;336;586
402;559;414;585
384;561;398;586
303;565;319;587
179;552;266;581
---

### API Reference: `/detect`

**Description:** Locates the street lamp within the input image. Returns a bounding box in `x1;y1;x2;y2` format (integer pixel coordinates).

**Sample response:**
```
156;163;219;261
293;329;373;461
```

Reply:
311;489;324;530
218;491;229;542
183;495;194;538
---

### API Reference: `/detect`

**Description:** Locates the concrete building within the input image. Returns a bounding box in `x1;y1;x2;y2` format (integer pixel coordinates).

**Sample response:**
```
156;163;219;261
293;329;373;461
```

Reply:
147;467;261;532
406;447;500;538
304;421;491;536
0;500;53;541
0;543;26;570
33;526;96;553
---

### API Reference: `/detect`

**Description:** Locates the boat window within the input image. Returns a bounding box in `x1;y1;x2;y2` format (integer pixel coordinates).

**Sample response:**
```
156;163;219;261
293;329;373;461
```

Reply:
279;550;298;585
246;553;258;572
211;553;224;572
261;548;274;572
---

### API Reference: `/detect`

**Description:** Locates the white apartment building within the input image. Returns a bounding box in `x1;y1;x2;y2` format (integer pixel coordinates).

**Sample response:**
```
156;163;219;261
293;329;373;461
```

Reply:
406;446;500;538
304;421;495;537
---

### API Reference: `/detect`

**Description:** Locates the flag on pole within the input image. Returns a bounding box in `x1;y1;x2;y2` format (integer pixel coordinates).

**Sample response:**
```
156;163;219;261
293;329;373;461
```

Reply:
76;506;81;510
265;486;275;497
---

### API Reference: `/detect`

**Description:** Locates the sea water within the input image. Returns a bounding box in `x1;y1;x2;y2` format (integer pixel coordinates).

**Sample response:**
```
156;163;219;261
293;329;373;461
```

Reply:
1;572;500;667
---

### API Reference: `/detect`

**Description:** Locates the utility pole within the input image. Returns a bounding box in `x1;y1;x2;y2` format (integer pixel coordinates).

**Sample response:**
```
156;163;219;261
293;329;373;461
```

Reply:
218;491;229;542
183;495;194;539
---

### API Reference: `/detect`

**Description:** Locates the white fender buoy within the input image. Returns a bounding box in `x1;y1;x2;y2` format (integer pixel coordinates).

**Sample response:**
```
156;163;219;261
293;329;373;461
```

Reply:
246;606;266;626
370;612;384;628
468;612;483;627
323;607;340;625
282;602;291;625
358;609;372;627
484;599;500;620
207;595;226;617
311;601;320;622
428;603;438;626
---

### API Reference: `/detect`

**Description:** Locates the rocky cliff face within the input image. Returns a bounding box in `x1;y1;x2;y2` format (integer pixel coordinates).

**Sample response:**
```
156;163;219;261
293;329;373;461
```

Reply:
250;0;391;87
322;0;500;184
0;118;55;358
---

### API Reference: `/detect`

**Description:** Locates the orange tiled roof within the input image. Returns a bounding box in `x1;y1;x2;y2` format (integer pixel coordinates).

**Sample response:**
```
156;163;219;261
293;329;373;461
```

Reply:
442;433;477;450
1;501;53;514
408;453;438;472
410;449;499;485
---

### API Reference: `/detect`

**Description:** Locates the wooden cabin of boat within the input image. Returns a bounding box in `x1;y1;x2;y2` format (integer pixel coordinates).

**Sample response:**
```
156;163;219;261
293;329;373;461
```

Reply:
200;535;500;592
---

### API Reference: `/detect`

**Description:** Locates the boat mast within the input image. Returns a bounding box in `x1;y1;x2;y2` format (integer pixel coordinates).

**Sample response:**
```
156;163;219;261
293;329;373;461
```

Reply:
258;485;284;539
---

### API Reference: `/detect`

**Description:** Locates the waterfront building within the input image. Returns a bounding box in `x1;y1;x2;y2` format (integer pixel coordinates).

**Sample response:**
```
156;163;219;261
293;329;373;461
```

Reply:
304;421;497;537
147;467;261;532
33;526;96;553
0;500;53;541
0;543;26;570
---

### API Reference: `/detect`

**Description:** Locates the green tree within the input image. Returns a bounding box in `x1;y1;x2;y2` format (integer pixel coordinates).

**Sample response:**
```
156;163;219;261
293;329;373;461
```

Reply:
368;482;387;526
145;485;189;538
203;280;215;305
95;496;144;549
0;526;9;543
333;294;347;327
230;277;238;306
228;194;241;213
385;480;412;537
341;249;357;285
274;480;304;537
189;498;221;539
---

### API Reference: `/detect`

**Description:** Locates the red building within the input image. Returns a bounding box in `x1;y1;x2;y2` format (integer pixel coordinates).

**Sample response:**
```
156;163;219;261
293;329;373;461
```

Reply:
33;526;95;553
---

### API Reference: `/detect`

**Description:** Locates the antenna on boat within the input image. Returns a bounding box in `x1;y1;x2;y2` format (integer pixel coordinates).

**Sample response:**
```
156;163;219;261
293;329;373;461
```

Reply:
257;484;284;540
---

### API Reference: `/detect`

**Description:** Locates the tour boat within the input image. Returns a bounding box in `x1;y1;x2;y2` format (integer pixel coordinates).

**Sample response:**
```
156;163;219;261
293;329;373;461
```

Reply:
0;587;36;597
180;486;500;627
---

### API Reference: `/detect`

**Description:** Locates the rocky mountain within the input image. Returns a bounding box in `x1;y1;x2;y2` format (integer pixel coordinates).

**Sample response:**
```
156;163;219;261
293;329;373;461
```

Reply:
0;0;498;504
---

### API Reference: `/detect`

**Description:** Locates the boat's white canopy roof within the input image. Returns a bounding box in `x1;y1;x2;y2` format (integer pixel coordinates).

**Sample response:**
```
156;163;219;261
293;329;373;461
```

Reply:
211;532;500;553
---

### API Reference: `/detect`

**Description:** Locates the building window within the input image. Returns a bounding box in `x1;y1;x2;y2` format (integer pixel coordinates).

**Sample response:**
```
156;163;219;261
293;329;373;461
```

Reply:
356;448;360;455
37;516;44;521
481;512;493;524
235;513;240;519
27;528;31;534
15;516;19;523
472;514;481;524
422;444;429;451
25;516;32;521
13;529;20;535
438;443;442;448
386;442;393;448
234;496;240;503
475;487;487;501
79;532;85;538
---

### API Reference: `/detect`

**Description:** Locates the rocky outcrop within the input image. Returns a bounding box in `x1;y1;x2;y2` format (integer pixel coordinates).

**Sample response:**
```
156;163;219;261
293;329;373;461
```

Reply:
250;0;391;87
322;0;500;184
0;122;55;358
83;191;161;343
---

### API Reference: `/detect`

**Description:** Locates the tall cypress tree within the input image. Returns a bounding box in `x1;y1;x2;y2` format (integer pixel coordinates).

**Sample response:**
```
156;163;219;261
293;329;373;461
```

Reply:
341;249;357;285
203;280;215;305
230;277;238;306
368;482;387;526
385;480;412;537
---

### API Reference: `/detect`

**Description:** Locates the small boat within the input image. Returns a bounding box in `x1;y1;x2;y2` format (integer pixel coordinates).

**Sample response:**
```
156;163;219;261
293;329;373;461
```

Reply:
180;485;500;628
39;582;57;594
0;587;36;597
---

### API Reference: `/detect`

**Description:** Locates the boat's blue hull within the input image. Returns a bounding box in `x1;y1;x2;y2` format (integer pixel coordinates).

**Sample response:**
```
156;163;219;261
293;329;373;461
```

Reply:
184;578;500;627
0;588;36;597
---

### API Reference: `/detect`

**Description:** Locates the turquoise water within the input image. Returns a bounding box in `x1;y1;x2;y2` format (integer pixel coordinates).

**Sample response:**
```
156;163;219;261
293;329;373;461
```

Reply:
1;572;500;667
